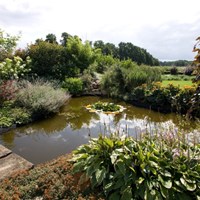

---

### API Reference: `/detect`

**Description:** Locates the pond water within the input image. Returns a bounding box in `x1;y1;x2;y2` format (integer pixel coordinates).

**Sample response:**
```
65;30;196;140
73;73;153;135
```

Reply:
0;96;199;164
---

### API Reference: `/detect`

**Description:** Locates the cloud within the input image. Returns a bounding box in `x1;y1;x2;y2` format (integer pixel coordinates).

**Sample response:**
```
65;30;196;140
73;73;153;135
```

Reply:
135;18;200;60
1;0;200;60
0;2;40;27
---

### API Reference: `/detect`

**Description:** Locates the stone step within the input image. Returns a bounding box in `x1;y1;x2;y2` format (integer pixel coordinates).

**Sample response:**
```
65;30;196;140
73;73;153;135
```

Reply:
0;145;34;180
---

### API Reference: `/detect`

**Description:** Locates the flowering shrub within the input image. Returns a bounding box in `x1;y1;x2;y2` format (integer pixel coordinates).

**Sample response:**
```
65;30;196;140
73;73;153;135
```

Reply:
0;56;31;80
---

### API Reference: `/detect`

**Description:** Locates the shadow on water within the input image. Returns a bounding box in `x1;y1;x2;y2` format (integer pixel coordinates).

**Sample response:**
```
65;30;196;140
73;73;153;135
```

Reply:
0;96;199;164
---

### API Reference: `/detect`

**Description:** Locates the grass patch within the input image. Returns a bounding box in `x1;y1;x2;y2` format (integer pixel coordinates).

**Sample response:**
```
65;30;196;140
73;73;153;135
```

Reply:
162;80;194;88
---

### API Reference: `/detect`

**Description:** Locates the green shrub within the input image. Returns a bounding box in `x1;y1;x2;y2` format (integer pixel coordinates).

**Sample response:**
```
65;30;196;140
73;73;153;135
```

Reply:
16;79;69;119
62;77;83;95
72;133;200;200
170;67;178;75
0;102;31;127
101;61;161;98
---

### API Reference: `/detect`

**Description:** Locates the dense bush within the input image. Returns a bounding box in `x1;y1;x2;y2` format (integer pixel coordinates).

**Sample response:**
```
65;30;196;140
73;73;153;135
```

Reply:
62;77;83;95
101;60;162;98
73;133;200;200
28;41;65;79
130;82;199;117
0;101;31;128
15;79;69;119
170;67;178;75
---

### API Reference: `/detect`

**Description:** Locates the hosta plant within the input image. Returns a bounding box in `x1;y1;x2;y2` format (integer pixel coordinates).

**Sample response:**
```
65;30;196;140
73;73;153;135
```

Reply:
72;133;200;200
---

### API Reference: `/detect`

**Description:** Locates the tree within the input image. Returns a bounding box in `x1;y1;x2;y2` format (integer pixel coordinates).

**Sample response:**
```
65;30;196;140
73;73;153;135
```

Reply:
45;33;58;44
28;41;64;78
66;36;95;73
0;29;20;61
60;32;71;46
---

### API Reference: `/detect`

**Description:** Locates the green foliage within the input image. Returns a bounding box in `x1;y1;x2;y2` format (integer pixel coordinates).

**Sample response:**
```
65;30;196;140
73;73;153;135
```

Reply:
93;54;116;73
170;67;178;75
0;102;31;128
28;41;64;79
162;74;195;81
118;42;159;66
130;82;199;117
72;133;200;200
0;56;31;80
15;79;69;119
62;77;83;95
101;61;161;98
0;29;20;61
91;101;120;112
66;36;96;73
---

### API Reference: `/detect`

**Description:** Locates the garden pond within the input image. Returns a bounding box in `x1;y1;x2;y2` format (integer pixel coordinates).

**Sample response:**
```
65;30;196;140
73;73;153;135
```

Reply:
0;96;199;164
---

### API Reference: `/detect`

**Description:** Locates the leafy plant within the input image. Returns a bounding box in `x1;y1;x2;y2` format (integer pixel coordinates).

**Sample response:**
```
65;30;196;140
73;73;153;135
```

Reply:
72;133;200;200
62;77;83;95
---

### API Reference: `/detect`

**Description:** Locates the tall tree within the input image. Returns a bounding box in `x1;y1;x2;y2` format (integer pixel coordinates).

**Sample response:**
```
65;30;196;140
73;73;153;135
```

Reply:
45;33;58;44
60;32;71;46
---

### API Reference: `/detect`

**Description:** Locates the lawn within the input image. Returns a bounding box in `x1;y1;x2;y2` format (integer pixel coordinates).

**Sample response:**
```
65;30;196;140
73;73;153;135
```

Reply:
161;80;194;88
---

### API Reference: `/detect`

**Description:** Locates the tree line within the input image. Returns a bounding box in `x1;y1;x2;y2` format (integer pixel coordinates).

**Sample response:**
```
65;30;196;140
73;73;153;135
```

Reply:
35;32;160;66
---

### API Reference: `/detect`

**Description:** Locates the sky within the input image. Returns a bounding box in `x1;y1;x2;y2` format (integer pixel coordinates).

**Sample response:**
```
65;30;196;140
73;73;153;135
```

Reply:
0;0;200;61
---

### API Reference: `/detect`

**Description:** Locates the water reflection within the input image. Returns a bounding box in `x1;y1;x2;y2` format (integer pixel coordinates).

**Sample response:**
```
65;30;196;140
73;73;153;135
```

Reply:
0;96;199;164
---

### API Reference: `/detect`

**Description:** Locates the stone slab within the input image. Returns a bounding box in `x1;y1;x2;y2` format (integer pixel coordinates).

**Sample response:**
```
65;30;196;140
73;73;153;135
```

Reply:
0;145;12;158
0;147;34;180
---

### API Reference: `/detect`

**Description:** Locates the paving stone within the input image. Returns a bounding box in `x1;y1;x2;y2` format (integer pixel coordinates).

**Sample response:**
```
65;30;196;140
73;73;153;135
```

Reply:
0;145;34;180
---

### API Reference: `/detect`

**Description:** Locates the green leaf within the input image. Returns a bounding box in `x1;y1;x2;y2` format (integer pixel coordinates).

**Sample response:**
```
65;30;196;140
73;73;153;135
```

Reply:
160;170;172;177
73;161;85;173
110;152;119;164
137;177;145;185
121;186;132;200
158;175;172;189
104;137;114;147
159;184;168;198
180;177;196;191
115;160;126;175
95;167;106;185
104;182;114;193
109;191;120;200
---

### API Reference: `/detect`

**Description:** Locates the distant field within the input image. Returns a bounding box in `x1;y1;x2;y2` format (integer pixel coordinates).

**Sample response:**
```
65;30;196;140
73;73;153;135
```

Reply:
161;80;194;88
